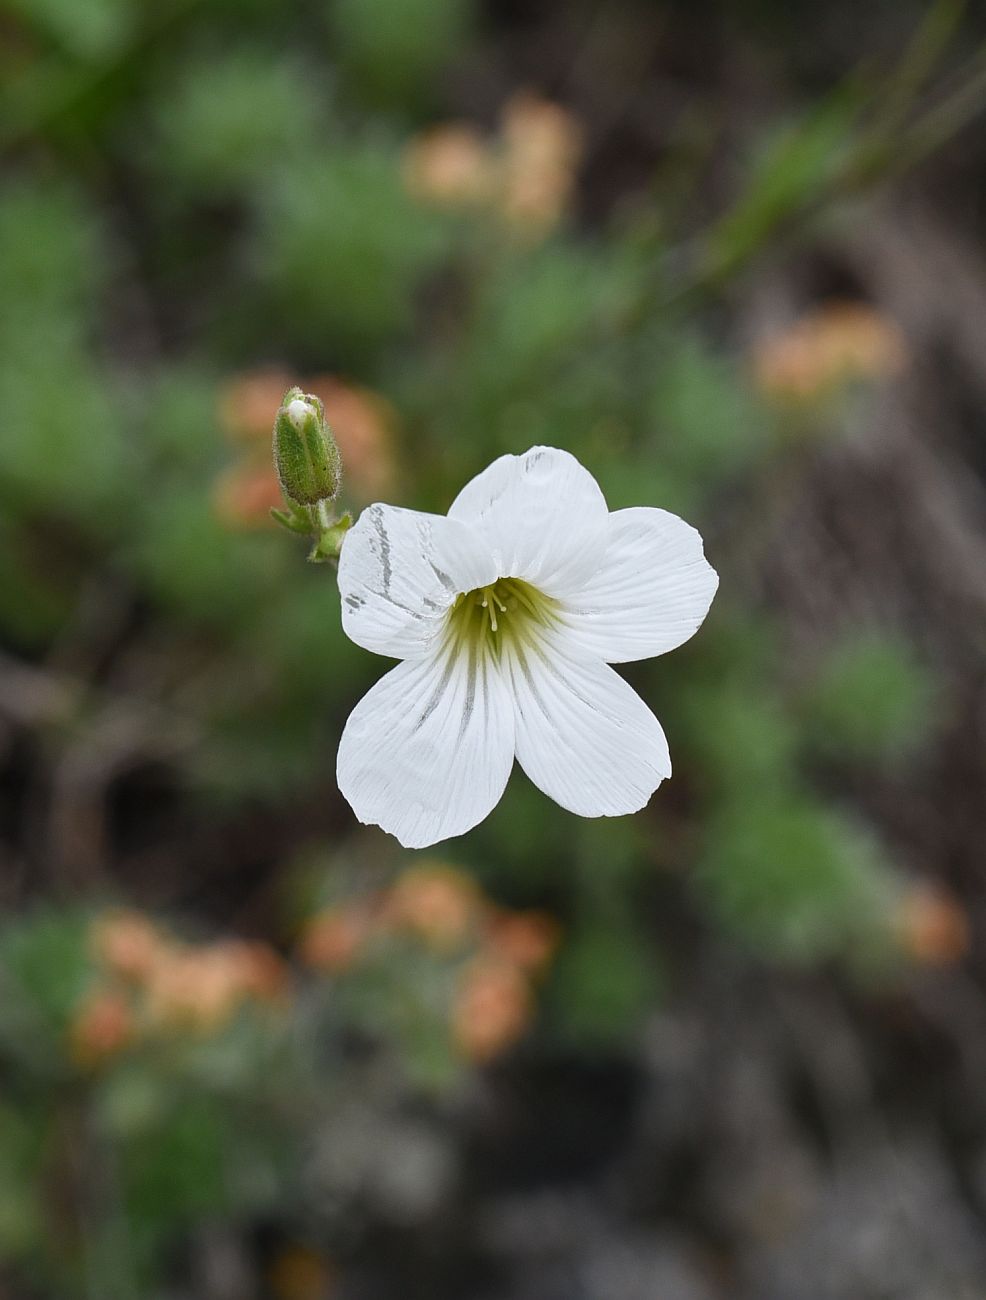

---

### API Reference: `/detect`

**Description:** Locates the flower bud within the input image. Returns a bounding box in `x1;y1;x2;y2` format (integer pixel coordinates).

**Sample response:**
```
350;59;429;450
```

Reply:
273;387;342;506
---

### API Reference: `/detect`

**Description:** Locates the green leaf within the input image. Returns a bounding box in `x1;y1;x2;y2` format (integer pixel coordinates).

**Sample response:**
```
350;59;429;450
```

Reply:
701;83;864;282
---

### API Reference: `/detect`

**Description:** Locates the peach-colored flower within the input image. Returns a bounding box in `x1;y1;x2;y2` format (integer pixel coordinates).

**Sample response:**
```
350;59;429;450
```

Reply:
895;882;970;966
70;989;135;1067
403;124;496;208
138;935;290;1032
385;864;482;951
213;461;284;529
452;957;531;1062
219;368;296;443
499;92;582;234
752;301;907;402
298;907;372;973
91;910;165;984
403;93;582;238
144;945;243;1033
226;940;291;1003
486;910;560;973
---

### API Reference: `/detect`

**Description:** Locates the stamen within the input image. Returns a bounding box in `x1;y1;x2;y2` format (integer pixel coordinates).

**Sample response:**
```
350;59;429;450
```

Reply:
446;576;557;655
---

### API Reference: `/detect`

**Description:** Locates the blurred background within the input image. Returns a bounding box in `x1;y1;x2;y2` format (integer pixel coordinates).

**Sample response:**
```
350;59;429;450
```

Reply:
2;0;986;1296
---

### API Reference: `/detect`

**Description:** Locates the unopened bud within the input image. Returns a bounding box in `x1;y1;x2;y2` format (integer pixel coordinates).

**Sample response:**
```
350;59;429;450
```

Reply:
273;387;342;506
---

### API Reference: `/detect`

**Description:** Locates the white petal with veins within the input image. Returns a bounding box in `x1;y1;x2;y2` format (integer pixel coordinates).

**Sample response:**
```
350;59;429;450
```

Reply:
336;643;516;849
338;503;498;660
448;446;610;596
558;506;719;664
505;628;671;817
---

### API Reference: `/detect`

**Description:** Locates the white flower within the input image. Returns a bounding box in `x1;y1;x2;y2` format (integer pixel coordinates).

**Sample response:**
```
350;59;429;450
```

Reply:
336;446;718;849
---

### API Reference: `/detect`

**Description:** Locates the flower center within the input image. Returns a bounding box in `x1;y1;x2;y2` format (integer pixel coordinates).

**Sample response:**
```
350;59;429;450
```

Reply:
446;577;557;654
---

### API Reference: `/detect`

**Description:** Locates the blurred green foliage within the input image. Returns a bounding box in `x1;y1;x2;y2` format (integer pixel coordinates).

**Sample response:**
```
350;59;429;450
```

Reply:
5;0;134;60
331;0;471;109
0;870;554;1292
261;139;446;361
800;629;937;765
149;46;323;196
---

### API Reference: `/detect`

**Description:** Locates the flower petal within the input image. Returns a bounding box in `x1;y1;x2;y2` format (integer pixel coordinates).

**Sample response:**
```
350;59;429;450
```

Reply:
448;446;609;596
338;503;498;659
337;645;515;849
558;507;718;663
505;630;671;816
